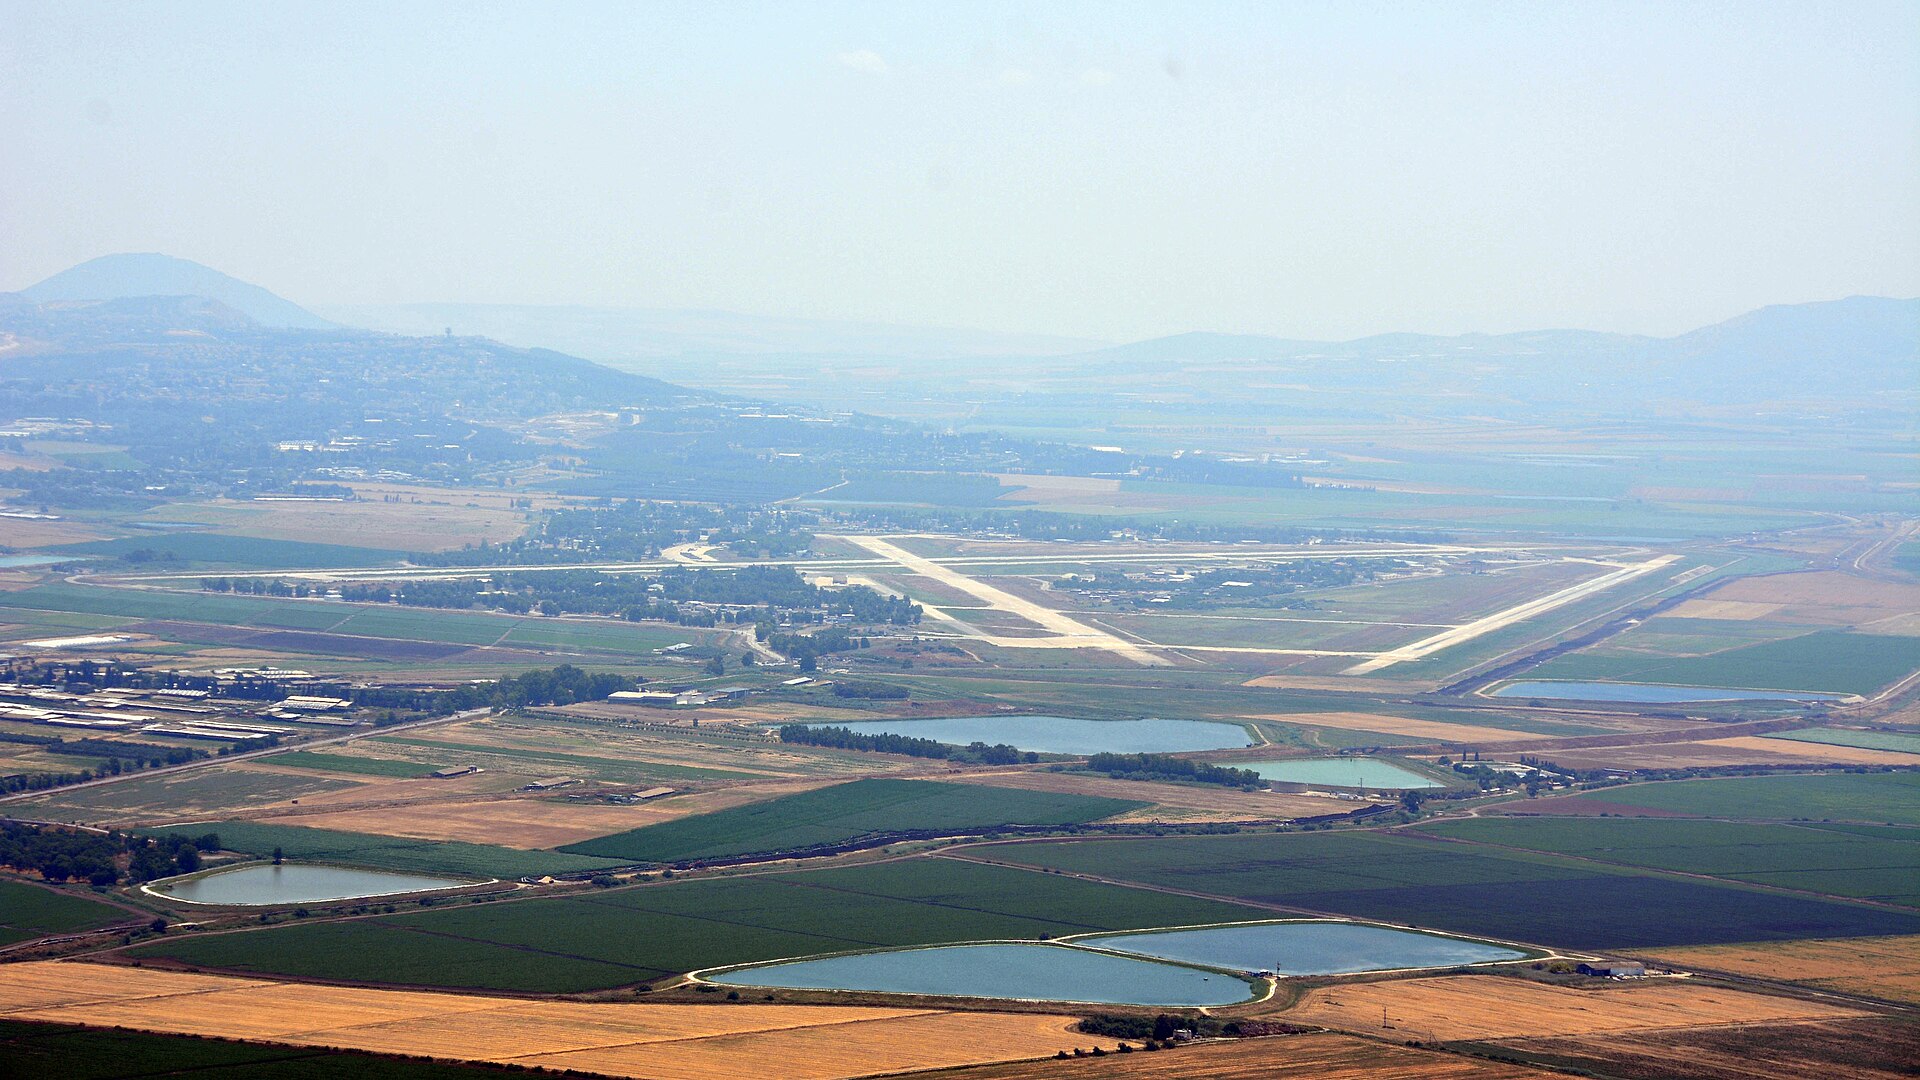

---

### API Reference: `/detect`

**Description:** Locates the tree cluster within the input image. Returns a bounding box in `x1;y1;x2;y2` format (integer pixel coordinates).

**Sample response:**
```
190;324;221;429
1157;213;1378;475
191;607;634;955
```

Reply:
1085;752;1266;789
0;821;219;887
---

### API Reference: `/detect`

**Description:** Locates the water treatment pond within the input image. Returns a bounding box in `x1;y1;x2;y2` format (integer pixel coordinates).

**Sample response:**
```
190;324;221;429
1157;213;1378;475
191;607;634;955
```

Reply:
1082;921;1527;975
707;943;1254;1006
155;864;473;906
804;715;1252;755
0;555;79;568
1493;680;1845;704
1242;758;1442;789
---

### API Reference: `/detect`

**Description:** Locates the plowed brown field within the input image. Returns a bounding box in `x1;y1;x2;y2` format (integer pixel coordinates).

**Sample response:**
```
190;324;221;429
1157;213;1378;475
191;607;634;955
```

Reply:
283;783;832;848
1278;975;1863;1041
1708;572;1920;626
0;962;1105;1078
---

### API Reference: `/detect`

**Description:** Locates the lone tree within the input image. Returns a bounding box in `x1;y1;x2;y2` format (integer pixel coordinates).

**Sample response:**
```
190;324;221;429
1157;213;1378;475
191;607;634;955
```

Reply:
271;846;284;865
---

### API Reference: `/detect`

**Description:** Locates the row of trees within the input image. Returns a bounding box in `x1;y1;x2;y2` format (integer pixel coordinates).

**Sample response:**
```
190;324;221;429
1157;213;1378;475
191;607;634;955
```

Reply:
1084;752;1267;790
778;724;1036;764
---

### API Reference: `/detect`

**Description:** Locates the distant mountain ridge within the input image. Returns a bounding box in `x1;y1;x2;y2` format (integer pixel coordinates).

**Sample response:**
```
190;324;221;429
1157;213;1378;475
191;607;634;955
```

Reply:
19;253;338;329
1078;296;1915;367
1068;297;1918;400
9;253;1912;405
320;302;1105;361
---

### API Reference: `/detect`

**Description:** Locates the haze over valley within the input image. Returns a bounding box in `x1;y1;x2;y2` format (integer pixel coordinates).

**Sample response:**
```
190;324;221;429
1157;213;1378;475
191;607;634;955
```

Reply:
1;5;1917;1080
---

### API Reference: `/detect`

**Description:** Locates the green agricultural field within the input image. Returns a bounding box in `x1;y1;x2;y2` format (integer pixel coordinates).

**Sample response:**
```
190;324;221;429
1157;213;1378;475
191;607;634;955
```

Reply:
976;830;1920;950
369;735;761;783
9;769;363;823
128;857;1262;993
145;821;623;879
259;751;442;778
0;609;140;637
1893;541;1920;575
1763;728;1920;754
1530;629;1919;696
1551;772;1920;825
1418;817;1920;907
559;778;1144;863
0;1020;519;1080
0;879;135;946
0;584;696;656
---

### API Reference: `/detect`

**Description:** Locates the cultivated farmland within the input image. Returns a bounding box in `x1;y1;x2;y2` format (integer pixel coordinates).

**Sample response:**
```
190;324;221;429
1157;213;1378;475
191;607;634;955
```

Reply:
129;858;1265;992
0;961;1109;1079
964;831;1920;948
146;820;624;879
1485;1017;1918;1080
0;1019;517;1080
937;1032;1549;1080
0;881;134;947
1546;772;1920;825
1648;934;1920;1005
558;778;1145;863
1417;817;1920;907
1278;973;1863;1041
1529;629;1919;696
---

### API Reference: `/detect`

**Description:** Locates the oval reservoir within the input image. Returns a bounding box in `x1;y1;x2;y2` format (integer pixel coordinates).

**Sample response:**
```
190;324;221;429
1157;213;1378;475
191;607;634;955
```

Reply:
156;864;473;906
1081;921;1528;975
707;943;1255;1006
1242;758;1443;790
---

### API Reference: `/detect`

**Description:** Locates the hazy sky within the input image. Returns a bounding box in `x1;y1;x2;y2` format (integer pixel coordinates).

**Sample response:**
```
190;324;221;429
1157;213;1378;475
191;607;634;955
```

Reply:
3;1;1916;341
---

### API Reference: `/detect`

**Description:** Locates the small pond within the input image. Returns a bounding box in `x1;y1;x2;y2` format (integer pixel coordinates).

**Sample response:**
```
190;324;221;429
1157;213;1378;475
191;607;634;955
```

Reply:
804;715;1252;755
706;943;1254;1006
1082;921;1527;975
1492;680;1844;704
1242;758;1442;789
156;864;473;906
0;555;79;568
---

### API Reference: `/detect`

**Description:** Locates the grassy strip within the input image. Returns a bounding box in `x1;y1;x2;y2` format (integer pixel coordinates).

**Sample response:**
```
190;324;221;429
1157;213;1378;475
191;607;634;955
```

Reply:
259;752;441;779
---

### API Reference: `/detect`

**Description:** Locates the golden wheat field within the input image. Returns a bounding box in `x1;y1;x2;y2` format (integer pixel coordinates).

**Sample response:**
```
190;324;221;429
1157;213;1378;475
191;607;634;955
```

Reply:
1247;711;1538;743
1277;975;1863;1041
1650;935;1920;1005
519;1010;1114;1080
0;962;1106;1078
